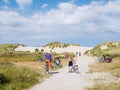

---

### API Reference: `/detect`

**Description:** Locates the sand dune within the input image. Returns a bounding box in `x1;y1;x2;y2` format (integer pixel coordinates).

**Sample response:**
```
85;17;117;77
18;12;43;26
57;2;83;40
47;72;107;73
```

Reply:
15;45;93;56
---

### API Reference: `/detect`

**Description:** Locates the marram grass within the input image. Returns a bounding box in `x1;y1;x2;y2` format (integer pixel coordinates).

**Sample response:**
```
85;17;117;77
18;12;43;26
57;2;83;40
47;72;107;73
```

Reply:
0;62;45;90
86;81;120;90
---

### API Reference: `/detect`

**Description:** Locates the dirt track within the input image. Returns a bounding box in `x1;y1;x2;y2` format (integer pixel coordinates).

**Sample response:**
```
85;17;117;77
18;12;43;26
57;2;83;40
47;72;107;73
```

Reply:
30;56;95;90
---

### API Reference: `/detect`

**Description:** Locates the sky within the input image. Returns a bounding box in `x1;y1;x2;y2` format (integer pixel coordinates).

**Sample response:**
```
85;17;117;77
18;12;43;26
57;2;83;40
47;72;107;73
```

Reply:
0;0;120;47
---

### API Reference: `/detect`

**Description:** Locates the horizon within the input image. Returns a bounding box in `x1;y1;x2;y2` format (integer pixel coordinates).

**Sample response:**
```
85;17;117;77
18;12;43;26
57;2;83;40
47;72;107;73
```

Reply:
0;0;120;47
0;40;120;47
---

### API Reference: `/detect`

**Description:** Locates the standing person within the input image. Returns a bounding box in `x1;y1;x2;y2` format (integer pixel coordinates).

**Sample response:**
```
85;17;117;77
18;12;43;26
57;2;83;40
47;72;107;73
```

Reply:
75;52;78;57
79;52;81;56
68;59;73;72
44;52;52;74
103;54;106;62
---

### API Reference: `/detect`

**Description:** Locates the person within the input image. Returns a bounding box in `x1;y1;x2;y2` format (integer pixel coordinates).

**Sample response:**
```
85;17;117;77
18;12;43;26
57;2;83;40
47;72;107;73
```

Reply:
45;52;52;62
75;52;78;57
98;54;106;62
44;59;51;74
68;60;73;72
54;57;63;68
68;56;75;72
44;52;53;74
105;54;112;63
54;57;60;65
103;54;106;61
79;52;81;56
106;57;112;63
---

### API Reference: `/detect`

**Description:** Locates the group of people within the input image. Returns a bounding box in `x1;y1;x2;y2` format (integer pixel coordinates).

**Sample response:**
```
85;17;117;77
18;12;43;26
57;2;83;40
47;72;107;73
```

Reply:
38;52;79;74
98;54;112;63
44;52;62;74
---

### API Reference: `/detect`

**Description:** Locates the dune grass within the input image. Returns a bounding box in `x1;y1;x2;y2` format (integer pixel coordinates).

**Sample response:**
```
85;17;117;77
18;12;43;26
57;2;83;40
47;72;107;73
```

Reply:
86;81;120;90
85;42;120;57
86;57;120;90
0;62;46;90
89;58;120;73
0;54;36;62
89;57;120;78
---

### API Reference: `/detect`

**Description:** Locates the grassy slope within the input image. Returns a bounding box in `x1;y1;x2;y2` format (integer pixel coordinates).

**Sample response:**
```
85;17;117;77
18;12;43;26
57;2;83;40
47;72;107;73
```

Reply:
43;41;80;48
0;43;70;90
0;44;17;53
85;41;120;57
86;42;120;90
0;44;27;56
0;44;45;90
0;62;46;90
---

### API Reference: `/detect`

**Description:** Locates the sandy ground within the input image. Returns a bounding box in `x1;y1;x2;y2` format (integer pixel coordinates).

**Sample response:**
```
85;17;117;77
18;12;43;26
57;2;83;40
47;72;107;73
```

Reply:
30;56;95;90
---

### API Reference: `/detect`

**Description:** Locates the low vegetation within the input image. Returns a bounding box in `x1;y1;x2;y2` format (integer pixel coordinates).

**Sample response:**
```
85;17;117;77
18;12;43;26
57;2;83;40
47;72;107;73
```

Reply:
0;43;74;90
86;60;120;90
0;44;26;55
85;41;120;57
0;62;46;90
86;42;120;90
86;81;120;90
89;58;120;77
43;41;80;49
0;54;35;62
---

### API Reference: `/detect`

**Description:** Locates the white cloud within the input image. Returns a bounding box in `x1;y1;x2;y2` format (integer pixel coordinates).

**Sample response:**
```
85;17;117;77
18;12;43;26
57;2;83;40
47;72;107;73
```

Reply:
0;0;120;45
41;4;49;9
0;10;28;25
16;0;33;10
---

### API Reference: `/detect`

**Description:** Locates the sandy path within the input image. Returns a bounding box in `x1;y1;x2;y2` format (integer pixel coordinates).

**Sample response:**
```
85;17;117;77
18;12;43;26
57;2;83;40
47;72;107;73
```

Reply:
30;56;95;90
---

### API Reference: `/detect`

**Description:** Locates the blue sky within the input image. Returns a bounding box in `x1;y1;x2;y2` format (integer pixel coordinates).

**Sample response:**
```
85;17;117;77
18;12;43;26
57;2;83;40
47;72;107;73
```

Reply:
0;0;120;47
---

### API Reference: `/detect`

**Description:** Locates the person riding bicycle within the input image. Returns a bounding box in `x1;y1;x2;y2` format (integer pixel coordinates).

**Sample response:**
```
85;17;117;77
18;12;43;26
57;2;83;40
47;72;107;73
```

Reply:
44;52;52;74
45;59;51;74
54;57;63;68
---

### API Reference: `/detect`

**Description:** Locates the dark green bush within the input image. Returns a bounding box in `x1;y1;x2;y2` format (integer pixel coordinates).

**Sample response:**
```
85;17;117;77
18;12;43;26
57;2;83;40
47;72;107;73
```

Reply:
0;74;9;84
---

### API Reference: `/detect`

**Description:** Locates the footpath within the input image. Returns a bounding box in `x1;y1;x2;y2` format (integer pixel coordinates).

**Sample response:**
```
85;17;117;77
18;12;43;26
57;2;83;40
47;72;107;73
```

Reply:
30;56;95;90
